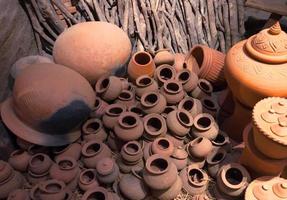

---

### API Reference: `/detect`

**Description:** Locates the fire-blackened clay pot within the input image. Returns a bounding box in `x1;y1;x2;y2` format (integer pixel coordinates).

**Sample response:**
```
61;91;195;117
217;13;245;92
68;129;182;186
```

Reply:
154;49;175;66
140;91;167;114
82;118;108;142
135;75;159;98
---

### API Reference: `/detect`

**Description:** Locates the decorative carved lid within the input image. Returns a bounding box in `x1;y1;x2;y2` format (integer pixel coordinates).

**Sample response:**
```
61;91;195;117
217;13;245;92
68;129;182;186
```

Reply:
245;22;287;64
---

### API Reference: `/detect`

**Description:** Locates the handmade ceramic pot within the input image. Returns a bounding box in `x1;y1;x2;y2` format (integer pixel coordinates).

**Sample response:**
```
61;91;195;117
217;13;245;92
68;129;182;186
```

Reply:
27;170;49;185
28;153;53;175
135;75;158;97
190;79;213;100
8;149;31;172
82;118;107;142
187;137;213;159
81;140;112;168
152;175;182;200
173;53;186;72
140;91;167;114
95;75;123;102
78;169;99;192
201;97;219;118
90;97;109;119
181;53;200;75
165;134;184;147
161;106;177;119
96;158;119;185
154;64;177;86
170;146;188;170
128;105;145;118
154;49;175;66
115;90;136;107
7;189;30;200
102;103;126;129
206;148;228;178
160;79;185;105
191;113;219;140
212;131;232;152
107;130;125;152
166;109;193;137
38;179;66;200
178;97;202;118
114;112;144;141
143;154;177;190
0;169;24;199
150;137;175;157
53;142;82;161
81;186;111;200
176;69;198;93
128;51;156;82
143;113;167;141
120;141;143;164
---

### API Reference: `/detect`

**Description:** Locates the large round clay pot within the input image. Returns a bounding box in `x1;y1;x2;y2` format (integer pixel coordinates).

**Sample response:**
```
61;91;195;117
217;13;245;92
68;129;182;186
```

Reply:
78;169;99;192
152;175;182;200
176;69;198;93
128;51;156;82
82;118;107;142
191;113;219;140
178;97;202;118
154;64;177;86
140;91;167;114
8;149;31;172
102;103;126;129
187;137;213;159
96;158;119;185
135;75;158;98
38;179;66;200
143;113;167;141
160;79;185;105
28;153;53;175
95;75;123;101
166;109;193;137
154;49;175;66
53;21;131;85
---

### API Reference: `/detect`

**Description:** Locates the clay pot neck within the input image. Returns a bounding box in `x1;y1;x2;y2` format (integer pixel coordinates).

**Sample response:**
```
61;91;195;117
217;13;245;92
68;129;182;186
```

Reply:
106;105;124;117
194;115;212;131
80;170;96;185
176;110;193;127
187;168;206;187
146;157;169;175
177;70;191;84
145;115;164;136
142;93;159;108
119;114;138;128
118;90;133;101
223;167;245;189
164;81;182;94
136;76;153;87
134;52;152;67
124;142;141;156
85;142;103;157
58;158;76;170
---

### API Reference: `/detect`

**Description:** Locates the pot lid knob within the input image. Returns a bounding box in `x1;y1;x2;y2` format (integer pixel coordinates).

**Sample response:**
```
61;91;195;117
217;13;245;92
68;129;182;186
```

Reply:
245;21;287;64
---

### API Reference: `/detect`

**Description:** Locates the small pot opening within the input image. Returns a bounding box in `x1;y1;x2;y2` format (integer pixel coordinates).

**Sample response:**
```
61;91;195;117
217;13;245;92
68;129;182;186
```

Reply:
183;100;194;111
122;116;137;127
82;170;95;184
119;91;132;100
139;77;152;86
100;78;109;90
178;112;190;125
199;81;211;92
157;139;170;149
225;168;243;185
211;152;224;163
45;183;62;193
194;137;203;144
159;68;173;80
11;149;24;157
178;71;190;82
109;107;123;115
191;47;204;68
135;52;151;65
147;117;162;132
86;121;100;132
150;158;168;173
189;169;204;184
94;98;100;108
144;93;158;105
166;82;180;92
59;160;73;169
203;99;216;109
87;191;106;200
130;107;144;116
126;143;139;154
197;117;211;129
87;143;101;154
31;154;44;165
213;134;225;144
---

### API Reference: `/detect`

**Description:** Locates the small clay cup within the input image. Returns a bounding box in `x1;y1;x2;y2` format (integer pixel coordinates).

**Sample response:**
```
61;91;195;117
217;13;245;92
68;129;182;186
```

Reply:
154;64;177;86
128;105;145;117
160;79;185;105
140;91;167;114
102;103;126;129
78;169;99;192
82;118;107;142
150;137;175;157
135;75;158;98
8;149;31;172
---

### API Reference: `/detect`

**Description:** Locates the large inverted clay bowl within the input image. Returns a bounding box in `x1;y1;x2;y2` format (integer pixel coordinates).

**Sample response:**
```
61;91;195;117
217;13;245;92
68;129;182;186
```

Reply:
53;21;132;84
1;63;95;146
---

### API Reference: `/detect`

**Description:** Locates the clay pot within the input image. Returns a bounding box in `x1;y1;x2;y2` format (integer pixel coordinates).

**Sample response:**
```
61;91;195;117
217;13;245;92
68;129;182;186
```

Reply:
115;90;136;107
166;109;193;137
180;165;209;195
16;137;33;150
187;45;226;88
78;169;99;192
143;113;167;141
182;53;200;75
8;149;31;172
212;131;232;152
191;113;219;140
95;75;123;101
53;142;82;161
119;78;129;90
128;105;145;118
119;170;149;200
102;103;126;129
143;154;177;190
128;51;156;82
120;141;143;163
27;170;49;185
176;69;198;93
81;186;111;200
165;134;184;147
107;130;124;152
190;79;213;100
154;64;177;86
7;189;30;200
161;106;177;119
0;170;24;199
96;157;119;185
135;75;158;97
81;140;112;168
28;145;50;155
28;153;53;175
160;79;185;105
201;97;219;118
140;91;167;114
170;146;188;171
0;161;13;184
217;163;251;197
152;175;182;200
178;97;202;118
154;49;175;66
114;112;144;142
187;137;213;159
150;137;175;157
186;156;206;170
206;148;228;178
118;155;145;174
38;179;66;200
82;118;107;142
53;21;131;85
90;97;108;118
173;53;184;72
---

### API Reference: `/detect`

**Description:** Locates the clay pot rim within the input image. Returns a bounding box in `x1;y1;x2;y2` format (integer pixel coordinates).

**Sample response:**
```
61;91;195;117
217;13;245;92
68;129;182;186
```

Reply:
55;156;77;171
96;157;115;176
39;179;65;194
118;112;139;128
171;147;188;159
81;187;109;200
118;90;134;101
163;80;183;94
152;137;173;152
95;75;110;94
206;148;227;164
10;149;28;157
198;79;213;94
187;166;208;187
136;75;154;88
94;97;103;110
272;182;287;198
193;113;214;131
176;69;191;84
105;103;126;116
29;153;50;168
82;118;103;134
212;132;229;146
141;92;160;108
178;97;196;112
28;170;49;177
133;51;153;66
189;136;206;147
128;106;144;117
80;169;97;185
145;154;170;175
143;113;166;136
81;140;103;157
155;64;176;83
123;141;142;156
176;109;194;127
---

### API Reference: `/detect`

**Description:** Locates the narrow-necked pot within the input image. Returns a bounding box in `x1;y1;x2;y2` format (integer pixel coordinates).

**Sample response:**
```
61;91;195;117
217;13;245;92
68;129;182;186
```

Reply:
120;141;143;163
78;169;99;192
115;90;136;107
187;137;213;159
53;142;82;161
8;150;31;172
96;157;119;185
190;79;213;100
191;113;219;140
102;103;126;129
28;153;53;175
143;113;167;141
176;69;198;92
140;91;167;114
90;97;108;118
38;179;66;200
135;75;158;98
82;118;107;142
150;137;175;157
154;49;175;66
154;64;177;86
95;75;123;101
178;97;203;118
160;79;185;105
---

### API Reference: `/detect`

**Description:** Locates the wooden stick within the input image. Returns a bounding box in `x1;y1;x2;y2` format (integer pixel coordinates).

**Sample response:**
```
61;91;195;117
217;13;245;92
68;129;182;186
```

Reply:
81;0;95;21
190;0;206;45
122;0;129;32
228;0;239;45
199;0;212;46
92;0;107;21
206;0;218;47
237;0;245;37
222;0;231;50
183;0;198;46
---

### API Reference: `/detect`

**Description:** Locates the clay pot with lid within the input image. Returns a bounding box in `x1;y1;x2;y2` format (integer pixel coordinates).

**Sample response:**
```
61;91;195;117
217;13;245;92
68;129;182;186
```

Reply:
8;149;31;172
143;113;167;141
96;157;119;185
143;154;178;190
102;103;126;129
90;97;109;118
154;64;177;86
217;163;251;197
95;75;123;101
179;165;209;195
115;90;136;107
53;142;82;161
176;69;198;93
170;146;188;170
187;137;213;159
78;169;99;192
114;111;144;142
160;79;185;105
120;141;143;164
190;79;213;100
28;153;53;175
166;109;194;137
82;118;107;142
191;113;219;140
7;189;30;200
81;140;112;168
178;97;202;118
128;51;156;82
150;137;175;157
38;179;66;200
140;91;167;114
154;49;175;66
201;97;219;118
207;148;228;178
135;75;158;97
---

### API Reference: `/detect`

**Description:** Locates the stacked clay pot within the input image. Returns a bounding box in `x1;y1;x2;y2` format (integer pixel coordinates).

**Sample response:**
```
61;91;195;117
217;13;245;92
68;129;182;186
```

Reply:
96;157;119;185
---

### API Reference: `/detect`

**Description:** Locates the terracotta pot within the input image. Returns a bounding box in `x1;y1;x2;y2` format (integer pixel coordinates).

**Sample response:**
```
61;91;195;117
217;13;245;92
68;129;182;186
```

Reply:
211;131;232;152
182;53;200;75
118;156;145;174
53;142;82;161
160;79;185;105
90;97;108;119
206;148;228;178
96;157;119;185
107;131;124;152
120;141;143;163
28;153;53;175
170;146;188;171
0;170;24;199
143;154;177;190
53;21;131;85
191;113;219;140
166;109;193;137
190;79;213;100
150;137;175;157
140;91;167;114
115;90;136;107
165;134;184;147
186;153;206;169
152;175;182;200
172;53;184;72
161;106;177;119
187;137;213;159
38;179;66;200
128;51;156;82
178;97;202;118
128;105;145;118
0;161;14;183
78;169;99;192
82;118;107;142
95;75;123;101
16;137;33;151
143;113;167;141
81;140;112;168
176;69;198;93
179;165;209;195
135;75;158;98
201;97;219;119
217;163;251;197
187;45;226;88
119;78;129;90
8;149;31;172
119;170;149;200
154;64;177;86
102;103;126;129
114;112;144;141
27;170;49;185
81;186;111;200
154;49;175;66
7;189;30;200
